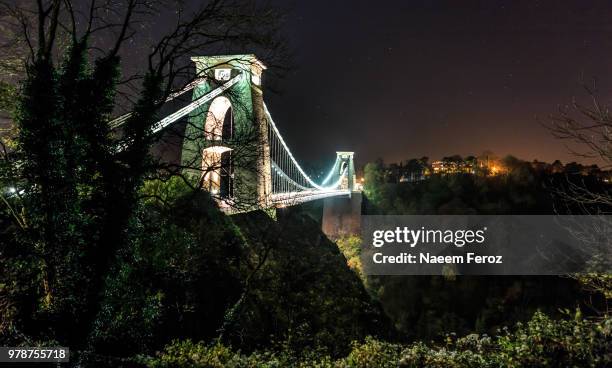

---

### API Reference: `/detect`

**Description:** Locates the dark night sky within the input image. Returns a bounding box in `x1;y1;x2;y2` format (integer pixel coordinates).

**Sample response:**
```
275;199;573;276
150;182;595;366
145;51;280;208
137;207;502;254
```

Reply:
261;0;612;168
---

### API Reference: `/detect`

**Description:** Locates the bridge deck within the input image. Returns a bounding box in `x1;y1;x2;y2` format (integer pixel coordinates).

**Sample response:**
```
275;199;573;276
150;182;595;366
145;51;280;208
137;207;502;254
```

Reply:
270;189;352;207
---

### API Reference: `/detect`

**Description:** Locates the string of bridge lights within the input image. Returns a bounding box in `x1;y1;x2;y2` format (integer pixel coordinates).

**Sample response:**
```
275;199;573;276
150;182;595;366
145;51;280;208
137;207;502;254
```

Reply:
264;103;347;192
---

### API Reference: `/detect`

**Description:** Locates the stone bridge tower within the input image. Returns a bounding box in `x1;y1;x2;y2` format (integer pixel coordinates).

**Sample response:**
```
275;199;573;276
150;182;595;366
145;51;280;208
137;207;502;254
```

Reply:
322;151;362;239
181;54;272;209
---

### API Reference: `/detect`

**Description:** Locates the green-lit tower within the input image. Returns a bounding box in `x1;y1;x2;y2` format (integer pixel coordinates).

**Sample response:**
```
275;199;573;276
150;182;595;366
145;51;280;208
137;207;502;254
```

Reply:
181;55;271;209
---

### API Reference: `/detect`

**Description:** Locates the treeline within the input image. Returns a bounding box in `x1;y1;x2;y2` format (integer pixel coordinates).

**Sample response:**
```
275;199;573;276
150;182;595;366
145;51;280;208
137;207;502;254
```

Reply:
363;155;611;215
373;154;611;184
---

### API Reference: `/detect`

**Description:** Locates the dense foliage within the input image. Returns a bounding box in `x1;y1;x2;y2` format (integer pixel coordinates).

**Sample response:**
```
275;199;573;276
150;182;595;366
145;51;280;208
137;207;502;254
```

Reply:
139;312;610;368
399;311;611;368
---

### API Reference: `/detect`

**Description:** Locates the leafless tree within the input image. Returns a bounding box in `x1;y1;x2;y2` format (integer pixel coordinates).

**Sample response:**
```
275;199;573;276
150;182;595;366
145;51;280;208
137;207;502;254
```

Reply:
545;82;612;313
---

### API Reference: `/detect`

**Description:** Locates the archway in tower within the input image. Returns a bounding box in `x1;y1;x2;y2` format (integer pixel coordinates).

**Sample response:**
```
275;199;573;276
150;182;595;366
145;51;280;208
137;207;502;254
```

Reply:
202;96;234;198
339;161;349;189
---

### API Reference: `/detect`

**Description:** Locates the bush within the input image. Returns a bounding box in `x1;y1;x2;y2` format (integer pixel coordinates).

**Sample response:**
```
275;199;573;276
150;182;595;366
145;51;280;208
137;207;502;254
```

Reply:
399;311;611;368
142;340;244;368
335;235;364;279
342;337;402;368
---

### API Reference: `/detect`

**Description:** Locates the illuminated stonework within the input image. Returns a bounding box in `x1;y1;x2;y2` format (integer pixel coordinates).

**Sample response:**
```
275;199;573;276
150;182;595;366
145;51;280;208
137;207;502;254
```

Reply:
202;146;233;194
182;54;271;208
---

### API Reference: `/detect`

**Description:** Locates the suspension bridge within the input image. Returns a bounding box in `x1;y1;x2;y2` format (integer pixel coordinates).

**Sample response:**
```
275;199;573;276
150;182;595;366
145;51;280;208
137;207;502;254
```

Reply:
111;54;359;212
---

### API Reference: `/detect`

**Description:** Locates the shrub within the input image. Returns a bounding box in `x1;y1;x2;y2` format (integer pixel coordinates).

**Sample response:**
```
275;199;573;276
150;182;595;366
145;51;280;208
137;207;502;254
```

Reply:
142;340;244;368
341;336;403;368
336;235;364;279
399;311;611;368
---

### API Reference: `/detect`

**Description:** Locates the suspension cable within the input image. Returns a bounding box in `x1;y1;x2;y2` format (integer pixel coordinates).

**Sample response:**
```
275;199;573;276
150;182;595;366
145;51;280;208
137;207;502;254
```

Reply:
265;103;344;190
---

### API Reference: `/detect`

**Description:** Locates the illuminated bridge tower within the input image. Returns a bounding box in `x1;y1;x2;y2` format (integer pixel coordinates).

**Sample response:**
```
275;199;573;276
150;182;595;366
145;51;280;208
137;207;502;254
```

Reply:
322;151;362;239
181;54;272;209
336;151;356;191
320;151;356;192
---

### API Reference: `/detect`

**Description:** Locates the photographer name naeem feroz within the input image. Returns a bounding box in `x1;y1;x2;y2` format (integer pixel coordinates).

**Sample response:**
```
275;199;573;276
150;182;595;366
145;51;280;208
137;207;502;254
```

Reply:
372;252;503;265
